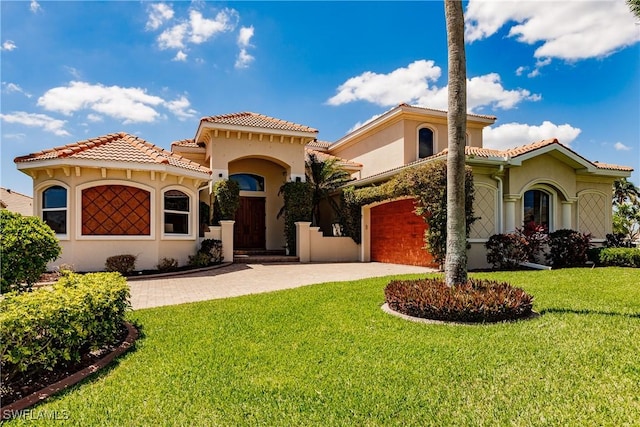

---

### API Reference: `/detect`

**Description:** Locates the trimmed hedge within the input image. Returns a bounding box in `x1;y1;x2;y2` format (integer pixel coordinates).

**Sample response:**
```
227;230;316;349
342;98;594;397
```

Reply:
385;278;534;323
0;272;130;384
597;247;640;268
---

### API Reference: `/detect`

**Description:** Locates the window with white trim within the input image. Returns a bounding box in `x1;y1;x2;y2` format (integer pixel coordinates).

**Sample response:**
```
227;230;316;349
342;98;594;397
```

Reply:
42;185;67;234
164;190;190;234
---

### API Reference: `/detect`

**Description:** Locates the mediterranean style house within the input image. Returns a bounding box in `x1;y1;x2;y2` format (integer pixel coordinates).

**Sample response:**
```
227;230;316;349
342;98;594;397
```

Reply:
14;104;633;271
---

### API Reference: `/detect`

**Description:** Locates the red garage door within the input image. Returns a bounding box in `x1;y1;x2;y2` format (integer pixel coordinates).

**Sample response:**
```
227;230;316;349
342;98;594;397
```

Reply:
370;199;437;267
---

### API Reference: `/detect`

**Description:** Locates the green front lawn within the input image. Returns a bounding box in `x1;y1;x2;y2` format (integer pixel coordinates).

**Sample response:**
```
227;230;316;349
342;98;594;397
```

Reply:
7;268;639;426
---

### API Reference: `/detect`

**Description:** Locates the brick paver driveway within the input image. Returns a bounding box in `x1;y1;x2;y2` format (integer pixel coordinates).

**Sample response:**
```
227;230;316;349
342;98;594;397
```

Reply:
129;262;435;310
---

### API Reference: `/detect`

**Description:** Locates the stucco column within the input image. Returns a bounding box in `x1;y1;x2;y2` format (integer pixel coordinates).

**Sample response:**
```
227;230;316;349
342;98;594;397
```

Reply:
361;205;371;262
295;221;311;262
504;198;517;233
561;201;573;230
219;220;235;262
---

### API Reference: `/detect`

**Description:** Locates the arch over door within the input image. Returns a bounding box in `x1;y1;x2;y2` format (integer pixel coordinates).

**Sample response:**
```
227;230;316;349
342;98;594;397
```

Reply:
370;199;437;267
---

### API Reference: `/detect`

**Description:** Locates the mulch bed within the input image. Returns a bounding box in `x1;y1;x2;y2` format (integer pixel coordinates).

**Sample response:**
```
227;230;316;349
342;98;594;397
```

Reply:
1;323;137;413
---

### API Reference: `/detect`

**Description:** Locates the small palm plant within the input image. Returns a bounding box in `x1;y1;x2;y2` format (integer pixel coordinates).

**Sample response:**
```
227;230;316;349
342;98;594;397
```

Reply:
305;151;352;227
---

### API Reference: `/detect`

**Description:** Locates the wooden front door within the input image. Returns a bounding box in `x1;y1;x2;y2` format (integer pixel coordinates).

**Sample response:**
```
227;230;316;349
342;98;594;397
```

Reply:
234;197;266;249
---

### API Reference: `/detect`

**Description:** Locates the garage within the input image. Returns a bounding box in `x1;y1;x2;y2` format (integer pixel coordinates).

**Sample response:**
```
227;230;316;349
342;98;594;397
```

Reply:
370;198;437;267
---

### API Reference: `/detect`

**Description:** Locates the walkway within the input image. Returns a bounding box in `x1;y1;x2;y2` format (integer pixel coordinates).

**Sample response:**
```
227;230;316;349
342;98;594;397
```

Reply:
129;262;436;310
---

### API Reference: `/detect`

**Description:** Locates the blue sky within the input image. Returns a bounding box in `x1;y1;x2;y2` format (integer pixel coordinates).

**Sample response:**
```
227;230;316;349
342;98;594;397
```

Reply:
2;0;639;197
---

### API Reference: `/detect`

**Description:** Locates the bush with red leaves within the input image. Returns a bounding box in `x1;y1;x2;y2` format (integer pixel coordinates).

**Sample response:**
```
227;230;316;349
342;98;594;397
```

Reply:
385;278;534;323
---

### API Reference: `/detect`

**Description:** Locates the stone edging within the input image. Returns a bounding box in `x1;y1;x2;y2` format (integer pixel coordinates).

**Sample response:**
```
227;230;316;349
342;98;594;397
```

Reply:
381;303;539;326
125;262;233;281
0;322;139;420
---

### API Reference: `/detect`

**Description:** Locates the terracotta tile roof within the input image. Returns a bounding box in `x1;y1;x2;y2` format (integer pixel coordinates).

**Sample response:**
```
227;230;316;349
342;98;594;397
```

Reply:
359;138;631;184
305;148;362;168
592;162;634;172
14;132;212;175
0;187;33;216
200;112;318;133
306;140;332;150
171;138;200;148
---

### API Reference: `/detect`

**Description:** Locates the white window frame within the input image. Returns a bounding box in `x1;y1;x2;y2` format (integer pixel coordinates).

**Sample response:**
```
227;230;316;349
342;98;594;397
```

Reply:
162;185;196;240
37;181;70;241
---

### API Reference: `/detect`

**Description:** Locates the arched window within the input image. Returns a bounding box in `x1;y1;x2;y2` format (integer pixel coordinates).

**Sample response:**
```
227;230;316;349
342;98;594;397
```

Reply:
42;185;67;234
230;173;265;191
418;128;434;159
524;189;550;230
164;190;190;234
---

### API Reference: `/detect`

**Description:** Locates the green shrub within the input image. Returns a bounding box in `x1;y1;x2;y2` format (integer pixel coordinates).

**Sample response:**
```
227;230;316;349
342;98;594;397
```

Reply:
188;252;211;267
213;179;240;221
199;239;223;264
278;181;313;255
0;210;62;293
157;257;179;272
385;278;533;323
0;272;130;384
598;247;640;268
546;229;591;268
105;254;137;275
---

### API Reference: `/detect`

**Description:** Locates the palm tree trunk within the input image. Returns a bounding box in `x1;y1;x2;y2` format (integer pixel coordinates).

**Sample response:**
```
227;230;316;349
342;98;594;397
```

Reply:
444;0;468;286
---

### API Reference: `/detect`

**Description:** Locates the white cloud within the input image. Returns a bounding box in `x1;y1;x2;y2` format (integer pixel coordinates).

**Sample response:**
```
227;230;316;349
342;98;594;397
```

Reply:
188;9;238;44
1;40;17;51
156;8;239;53
0;112;70;136
165;95;197;120
30;0;41;13
237;26;254;48
87;113;103;122
483;121;582;151
327;60;442;106
2;82;32;98
146;3;174;31
466;0;640;61
467;73;541;110
328;60;540;113
2;133;27;140
173;50;188;62
37;81;193;124
29;0;41;13
64;66;82;79
235;26;256;69
235;49;254;69
614;142;632;151
158;22;188;49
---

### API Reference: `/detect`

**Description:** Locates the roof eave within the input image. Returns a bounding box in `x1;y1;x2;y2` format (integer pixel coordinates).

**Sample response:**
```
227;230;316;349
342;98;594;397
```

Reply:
195;121;318;143
16;158;212;180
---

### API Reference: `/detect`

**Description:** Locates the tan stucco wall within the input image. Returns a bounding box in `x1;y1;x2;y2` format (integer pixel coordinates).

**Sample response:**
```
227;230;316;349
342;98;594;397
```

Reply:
330;120;406;179
206;131;307;181
228;158;287;250
30;167;204;271
332;117;487;180
506;155;577;199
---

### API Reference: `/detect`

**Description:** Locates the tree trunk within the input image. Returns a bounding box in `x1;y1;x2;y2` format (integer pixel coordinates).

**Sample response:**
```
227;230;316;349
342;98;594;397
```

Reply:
444;0;468;286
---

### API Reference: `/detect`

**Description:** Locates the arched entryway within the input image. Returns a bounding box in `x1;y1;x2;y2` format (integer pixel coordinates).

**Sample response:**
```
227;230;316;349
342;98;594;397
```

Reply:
228;157;289;251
